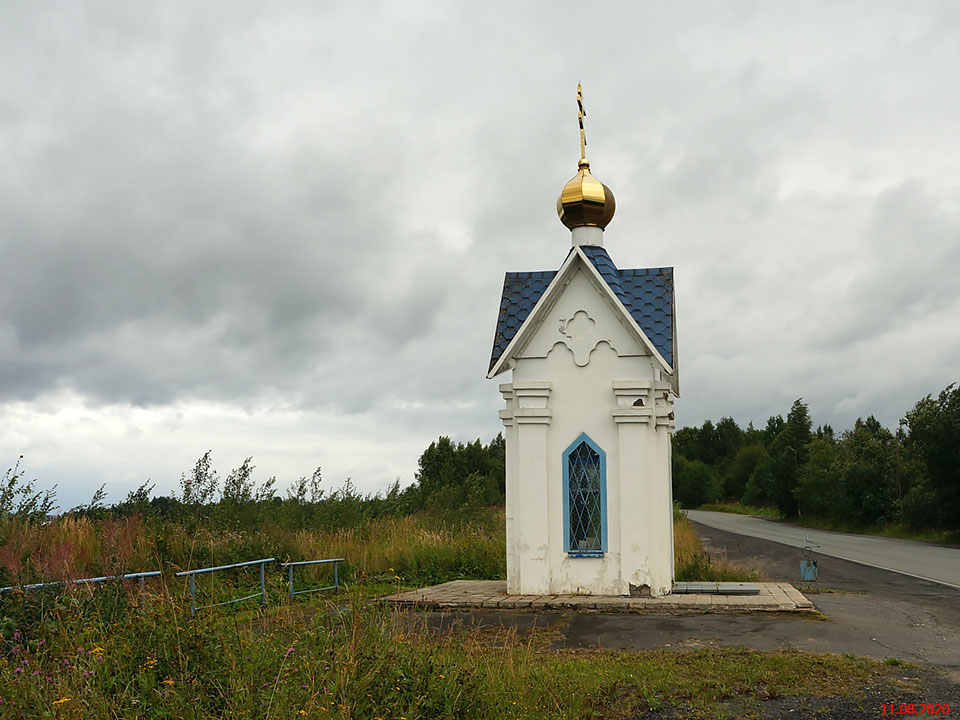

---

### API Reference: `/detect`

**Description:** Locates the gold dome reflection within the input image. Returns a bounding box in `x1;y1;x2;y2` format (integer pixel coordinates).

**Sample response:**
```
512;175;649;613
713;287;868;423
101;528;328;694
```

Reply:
557;158;616;230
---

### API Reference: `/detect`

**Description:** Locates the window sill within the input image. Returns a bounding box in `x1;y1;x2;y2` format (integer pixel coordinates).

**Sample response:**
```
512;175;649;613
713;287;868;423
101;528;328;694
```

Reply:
567;551;604;558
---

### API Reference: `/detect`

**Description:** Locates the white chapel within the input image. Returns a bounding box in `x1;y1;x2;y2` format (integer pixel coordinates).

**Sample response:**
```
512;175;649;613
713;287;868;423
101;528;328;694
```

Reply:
487;87;678;597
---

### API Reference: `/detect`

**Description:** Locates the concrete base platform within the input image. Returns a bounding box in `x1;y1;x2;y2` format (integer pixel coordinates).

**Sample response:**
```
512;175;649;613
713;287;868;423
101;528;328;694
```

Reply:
380;580;814;613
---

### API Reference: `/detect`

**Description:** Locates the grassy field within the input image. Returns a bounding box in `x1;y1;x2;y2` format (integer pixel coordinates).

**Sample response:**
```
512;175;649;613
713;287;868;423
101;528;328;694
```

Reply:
0;507;757;594
696;502;781;519
1;585;901;719
695;502;960;546
0;511;506;592
673;508;765;582
3;507;915;718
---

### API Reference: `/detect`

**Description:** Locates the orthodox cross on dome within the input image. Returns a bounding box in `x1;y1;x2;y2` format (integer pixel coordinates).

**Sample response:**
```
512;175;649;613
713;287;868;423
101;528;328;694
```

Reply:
577;82;587;162
558;83;616;231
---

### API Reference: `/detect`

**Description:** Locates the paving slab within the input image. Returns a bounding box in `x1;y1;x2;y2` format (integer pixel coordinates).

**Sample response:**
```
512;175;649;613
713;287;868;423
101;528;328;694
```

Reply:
380;580;813;613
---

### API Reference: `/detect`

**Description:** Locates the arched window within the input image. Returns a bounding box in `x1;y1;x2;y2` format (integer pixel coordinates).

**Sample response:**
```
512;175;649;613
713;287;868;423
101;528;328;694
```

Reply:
562;433;607;556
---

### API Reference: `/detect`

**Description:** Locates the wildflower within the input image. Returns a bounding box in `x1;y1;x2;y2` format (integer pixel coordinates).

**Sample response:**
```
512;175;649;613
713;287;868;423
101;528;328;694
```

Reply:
90;647;105;654
285;647;295;657
388;567;394;572
298;712;307;716
162;679;175;686
52;698;71;705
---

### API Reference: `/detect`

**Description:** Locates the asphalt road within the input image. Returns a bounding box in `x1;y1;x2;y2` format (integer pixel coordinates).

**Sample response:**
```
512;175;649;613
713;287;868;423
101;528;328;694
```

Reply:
687;510;960;589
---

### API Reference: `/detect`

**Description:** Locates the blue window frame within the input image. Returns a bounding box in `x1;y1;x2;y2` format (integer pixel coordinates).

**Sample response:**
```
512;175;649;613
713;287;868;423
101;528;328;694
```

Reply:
562;433;607;557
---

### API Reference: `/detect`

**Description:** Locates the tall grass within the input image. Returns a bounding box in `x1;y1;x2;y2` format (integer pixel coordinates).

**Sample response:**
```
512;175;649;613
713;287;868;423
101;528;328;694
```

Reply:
673;507;765;582
0;507;896;716
0;586;885;718
697;501;781;519
2;506;763;594
0;510;505;591
697;502;960;546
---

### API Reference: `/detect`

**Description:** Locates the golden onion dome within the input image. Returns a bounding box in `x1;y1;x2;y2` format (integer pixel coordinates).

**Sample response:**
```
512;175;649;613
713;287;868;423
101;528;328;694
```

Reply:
557;157;616;230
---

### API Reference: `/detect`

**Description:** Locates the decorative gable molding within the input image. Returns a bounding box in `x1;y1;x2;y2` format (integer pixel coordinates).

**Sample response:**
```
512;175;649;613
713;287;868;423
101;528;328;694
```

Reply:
487;247;675;381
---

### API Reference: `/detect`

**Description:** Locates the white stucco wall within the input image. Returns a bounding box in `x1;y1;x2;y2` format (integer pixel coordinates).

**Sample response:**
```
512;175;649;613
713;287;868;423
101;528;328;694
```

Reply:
498;261;675;597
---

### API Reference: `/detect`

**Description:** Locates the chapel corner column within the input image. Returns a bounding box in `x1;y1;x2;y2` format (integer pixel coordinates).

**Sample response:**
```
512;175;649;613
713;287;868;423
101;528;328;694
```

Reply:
652;380;677;591
611;380;669;597
498;383;518;593
510;381;553;596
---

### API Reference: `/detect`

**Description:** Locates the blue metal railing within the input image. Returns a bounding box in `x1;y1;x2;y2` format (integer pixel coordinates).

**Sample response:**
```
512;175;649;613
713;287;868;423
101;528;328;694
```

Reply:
0;570;161;594
281;558;344;600
1;557;345;614
175;558;275;617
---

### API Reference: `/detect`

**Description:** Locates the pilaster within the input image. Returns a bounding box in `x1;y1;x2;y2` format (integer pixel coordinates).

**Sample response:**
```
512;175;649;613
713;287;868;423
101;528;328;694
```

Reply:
499;384;518;591
651;381;676;592
511;381;552;594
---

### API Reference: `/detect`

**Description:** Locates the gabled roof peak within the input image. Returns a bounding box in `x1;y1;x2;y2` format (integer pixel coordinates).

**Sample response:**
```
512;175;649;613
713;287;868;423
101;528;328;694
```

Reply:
488;246;675;377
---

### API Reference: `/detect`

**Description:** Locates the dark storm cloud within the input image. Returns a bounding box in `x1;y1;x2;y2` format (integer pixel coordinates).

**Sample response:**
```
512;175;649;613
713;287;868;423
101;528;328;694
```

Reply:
0;1;477;409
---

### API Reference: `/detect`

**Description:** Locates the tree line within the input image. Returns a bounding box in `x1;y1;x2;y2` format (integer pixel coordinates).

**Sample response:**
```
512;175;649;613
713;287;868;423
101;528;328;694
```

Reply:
672;383;960;532
3;435;506;533
6;382;957;536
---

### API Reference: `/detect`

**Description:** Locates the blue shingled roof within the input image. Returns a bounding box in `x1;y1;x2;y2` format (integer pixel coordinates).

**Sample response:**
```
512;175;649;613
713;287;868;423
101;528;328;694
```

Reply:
581;246;674;367
488;246;674;372
489;270;557;371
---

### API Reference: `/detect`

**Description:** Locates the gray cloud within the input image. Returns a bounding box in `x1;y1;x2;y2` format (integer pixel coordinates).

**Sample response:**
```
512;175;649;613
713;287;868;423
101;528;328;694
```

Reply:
1;1;959;505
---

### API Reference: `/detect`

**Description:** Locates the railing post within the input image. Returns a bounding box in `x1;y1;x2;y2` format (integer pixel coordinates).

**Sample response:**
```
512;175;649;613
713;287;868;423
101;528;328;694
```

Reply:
259;561;266;608
189;575;197;618
276;558;344;600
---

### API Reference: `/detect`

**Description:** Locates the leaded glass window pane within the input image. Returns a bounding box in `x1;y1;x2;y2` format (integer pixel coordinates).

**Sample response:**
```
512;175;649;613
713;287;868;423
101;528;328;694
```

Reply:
568;441;602;552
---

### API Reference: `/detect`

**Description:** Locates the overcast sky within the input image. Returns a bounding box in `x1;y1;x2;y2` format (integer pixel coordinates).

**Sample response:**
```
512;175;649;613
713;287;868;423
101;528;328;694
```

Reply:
2;1;958;509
